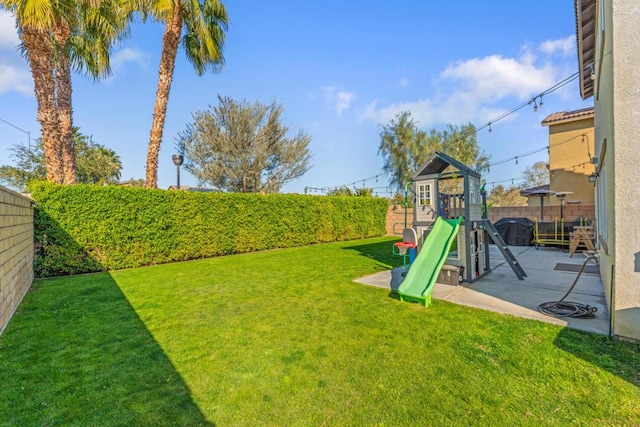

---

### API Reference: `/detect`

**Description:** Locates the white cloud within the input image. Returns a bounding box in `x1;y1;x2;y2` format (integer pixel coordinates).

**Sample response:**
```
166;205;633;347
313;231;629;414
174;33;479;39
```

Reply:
360;42;568;126
0;11;31;95
539;35;575;57
0;62;32;94
335;91;355;114
323;85;355;114
441;53;556;100
360;95;510;128
0;11;19;49
111;47;149;74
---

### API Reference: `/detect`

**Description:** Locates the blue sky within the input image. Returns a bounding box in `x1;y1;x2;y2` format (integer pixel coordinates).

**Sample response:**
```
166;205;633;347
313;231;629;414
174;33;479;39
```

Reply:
0;1;592;194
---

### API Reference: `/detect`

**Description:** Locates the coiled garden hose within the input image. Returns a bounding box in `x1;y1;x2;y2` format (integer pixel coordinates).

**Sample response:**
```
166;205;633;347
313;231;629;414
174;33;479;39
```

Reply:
538;253;599;319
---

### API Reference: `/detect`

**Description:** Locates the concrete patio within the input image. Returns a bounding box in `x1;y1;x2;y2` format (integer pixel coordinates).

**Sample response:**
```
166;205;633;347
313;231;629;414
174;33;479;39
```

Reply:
355;244;610;335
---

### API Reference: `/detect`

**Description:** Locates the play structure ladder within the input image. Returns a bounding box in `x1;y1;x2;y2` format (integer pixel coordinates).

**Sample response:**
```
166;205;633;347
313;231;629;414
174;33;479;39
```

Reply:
483;221;527;280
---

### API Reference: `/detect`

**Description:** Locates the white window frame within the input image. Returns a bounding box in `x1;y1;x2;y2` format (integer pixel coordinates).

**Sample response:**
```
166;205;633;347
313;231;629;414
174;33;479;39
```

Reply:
417;183;431;206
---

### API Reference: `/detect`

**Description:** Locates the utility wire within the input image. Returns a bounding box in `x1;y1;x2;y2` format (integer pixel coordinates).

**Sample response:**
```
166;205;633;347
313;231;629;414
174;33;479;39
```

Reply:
0;117;33;150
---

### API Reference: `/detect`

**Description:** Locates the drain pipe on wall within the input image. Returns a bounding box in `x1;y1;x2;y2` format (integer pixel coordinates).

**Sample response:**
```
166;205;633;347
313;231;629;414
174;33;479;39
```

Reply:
609;265;615;339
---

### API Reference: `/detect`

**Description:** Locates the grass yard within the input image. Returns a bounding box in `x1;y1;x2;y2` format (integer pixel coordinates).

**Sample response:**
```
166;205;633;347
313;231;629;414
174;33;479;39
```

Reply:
1;236;639;425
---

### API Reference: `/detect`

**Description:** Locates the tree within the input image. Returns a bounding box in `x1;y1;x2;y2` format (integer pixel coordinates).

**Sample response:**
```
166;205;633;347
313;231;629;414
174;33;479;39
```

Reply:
3;0;130;184
177;96;312;193
327;187;373;197
488;184;527;207
378;111;490;191
144;0;228;188
378;111;432;190
521;161;550;189
0;128;122;190
123;178;146;187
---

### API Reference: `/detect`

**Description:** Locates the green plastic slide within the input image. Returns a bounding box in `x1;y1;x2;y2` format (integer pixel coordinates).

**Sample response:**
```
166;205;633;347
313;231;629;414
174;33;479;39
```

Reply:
398;217;462;307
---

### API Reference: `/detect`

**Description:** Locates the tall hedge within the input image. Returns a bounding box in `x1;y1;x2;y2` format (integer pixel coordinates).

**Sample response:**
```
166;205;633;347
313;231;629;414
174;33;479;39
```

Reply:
30;183;388;277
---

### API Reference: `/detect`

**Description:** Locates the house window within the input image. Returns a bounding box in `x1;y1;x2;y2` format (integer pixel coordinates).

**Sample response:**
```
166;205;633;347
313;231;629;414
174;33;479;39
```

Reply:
418;184;431;206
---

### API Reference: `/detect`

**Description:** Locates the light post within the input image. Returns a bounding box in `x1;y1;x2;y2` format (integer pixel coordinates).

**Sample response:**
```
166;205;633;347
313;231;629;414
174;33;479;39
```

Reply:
172;154;184;190
554;191;573;221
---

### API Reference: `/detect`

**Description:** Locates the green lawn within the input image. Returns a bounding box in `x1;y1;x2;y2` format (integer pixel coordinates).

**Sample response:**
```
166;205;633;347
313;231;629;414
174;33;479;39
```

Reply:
1;236;639;425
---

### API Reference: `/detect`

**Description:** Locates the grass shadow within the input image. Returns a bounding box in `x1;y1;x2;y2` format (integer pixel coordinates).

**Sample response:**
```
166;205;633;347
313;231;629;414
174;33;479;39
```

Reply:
553;327;640;387
342;237;402;270
0;272;213;425
1;211;213;425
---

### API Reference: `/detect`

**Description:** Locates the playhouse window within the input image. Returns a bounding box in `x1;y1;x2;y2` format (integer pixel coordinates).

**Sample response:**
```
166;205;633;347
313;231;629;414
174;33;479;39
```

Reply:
417;184;431;206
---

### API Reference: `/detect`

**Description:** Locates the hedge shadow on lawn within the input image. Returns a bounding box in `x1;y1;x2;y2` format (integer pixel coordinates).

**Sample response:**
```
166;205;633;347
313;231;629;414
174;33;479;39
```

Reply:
0;271;213;426
342;238;403;271
553;327;640;388
0;214;213;425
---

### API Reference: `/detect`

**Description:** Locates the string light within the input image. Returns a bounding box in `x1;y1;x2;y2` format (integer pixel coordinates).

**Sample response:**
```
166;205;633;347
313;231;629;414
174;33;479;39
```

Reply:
306;68;595;196
310;129;590;195
488;133;588;168
425;70;582;145
485;177;526;187
305;172;390;195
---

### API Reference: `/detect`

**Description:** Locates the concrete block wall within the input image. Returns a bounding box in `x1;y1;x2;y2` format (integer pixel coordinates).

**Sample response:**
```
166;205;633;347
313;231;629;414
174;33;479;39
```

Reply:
385;205;595;236
487;205;595;224
386;206;413;235
0;186;34;335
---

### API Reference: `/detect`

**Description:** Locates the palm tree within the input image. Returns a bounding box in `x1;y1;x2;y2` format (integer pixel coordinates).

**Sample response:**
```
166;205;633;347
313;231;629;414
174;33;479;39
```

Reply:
14;13;62;183
0;127;122;189
144;0;228;188
54;1;131;184
2;0;130;184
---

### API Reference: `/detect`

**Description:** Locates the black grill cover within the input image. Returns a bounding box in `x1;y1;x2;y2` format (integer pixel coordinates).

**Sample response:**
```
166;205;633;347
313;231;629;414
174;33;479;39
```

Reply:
493;217;534;246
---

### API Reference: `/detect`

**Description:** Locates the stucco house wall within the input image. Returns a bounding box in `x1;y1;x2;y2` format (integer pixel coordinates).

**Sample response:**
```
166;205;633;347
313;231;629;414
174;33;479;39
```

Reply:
583;0;640;340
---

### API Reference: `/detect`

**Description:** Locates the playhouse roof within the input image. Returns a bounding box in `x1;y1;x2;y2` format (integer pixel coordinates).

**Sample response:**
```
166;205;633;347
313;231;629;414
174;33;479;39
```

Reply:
412;151;481;180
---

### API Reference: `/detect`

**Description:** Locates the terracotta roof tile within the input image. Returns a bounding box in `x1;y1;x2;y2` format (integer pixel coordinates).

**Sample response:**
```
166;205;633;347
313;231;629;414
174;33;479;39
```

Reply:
541;107;594;126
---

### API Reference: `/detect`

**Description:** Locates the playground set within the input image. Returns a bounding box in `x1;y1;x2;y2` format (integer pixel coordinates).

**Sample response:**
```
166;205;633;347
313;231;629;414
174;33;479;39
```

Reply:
393;152;526;306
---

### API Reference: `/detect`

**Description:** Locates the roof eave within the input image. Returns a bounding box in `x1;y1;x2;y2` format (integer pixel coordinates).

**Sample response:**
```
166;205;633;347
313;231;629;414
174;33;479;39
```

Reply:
575;0;596;100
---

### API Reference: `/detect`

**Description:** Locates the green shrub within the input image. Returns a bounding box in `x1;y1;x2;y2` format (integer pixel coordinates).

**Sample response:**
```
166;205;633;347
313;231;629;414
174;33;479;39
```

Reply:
30;183;388;277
